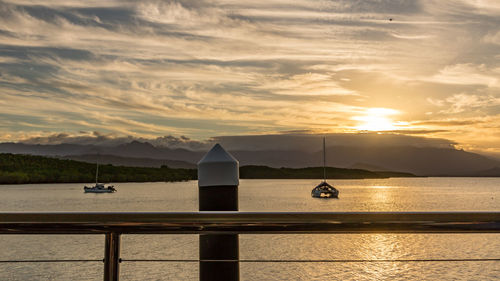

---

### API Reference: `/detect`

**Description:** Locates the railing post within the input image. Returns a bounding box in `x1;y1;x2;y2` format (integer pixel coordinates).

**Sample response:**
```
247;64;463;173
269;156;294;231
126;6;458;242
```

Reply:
104;232;121;281
198;144;239;281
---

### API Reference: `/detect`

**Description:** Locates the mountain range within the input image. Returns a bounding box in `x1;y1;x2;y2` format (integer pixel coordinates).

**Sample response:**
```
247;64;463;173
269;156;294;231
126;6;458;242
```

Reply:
1;141;499;176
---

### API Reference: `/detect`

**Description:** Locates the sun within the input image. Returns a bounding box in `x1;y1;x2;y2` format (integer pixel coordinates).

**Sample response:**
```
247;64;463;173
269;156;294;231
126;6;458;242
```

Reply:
353;108;399;131
355;116;395;131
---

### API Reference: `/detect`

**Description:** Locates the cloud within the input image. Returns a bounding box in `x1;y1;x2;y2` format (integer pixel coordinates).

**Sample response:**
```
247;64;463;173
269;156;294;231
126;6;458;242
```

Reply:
212;132;456;151
413;119;486;126
428;93;500;114
383;129;449;135
0;0;500;155
426;64;499;87
483;30;500;45
460;0;500;13
17;131;457;153
19;131;210;150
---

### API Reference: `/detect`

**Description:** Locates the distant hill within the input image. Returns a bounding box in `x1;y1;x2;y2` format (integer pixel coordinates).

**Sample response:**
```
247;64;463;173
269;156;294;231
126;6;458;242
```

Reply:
349;162;389;171
2;141;500;176
472;167;500;177
60;154;196;169
0;153;416;184
0;141;205;163
240;165;416;179
231;146;500;176
108;141;205;163
0;153;196;184
317;146;500;176
0;142;100;156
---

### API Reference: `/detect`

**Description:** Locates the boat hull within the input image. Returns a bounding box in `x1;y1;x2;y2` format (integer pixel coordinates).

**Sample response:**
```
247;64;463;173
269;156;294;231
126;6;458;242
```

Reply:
84;184;116;193
311;190;338;198
311;181;339;199
84;188;116;193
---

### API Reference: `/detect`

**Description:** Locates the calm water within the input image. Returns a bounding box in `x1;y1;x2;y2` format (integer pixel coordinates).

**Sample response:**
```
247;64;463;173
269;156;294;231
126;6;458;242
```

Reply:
0;178;499;280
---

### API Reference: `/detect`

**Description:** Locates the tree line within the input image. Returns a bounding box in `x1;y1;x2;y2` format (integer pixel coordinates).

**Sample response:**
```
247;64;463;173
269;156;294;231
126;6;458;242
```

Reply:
239;165;415;179
0;153;196;184
0;153;416;184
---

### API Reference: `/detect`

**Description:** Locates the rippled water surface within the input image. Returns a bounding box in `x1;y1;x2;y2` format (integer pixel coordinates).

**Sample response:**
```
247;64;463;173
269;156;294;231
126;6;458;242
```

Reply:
0;178;499;280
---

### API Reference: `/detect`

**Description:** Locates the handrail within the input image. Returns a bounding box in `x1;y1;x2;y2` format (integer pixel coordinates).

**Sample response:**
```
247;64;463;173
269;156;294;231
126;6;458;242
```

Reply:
1;212;499;234
1;212;499;281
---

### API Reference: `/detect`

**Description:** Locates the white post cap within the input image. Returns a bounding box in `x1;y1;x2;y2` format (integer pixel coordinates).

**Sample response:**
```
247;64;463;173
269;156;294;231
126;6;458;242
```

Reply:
198;143;239;187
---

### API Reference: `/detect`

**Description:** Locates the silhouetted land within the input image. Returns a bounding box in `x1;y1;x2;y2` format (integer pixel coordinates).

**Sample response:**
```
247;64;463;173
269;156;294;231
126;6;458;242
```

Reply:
2;141;500;176
0;153;195;184
0;153;415;184
239;165;415;179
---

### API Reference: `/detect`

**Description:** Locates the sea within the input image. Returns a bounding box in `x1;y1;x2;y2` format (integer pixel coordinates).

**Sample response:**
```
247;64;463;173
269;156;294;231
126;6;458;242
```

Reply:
0;178;499;280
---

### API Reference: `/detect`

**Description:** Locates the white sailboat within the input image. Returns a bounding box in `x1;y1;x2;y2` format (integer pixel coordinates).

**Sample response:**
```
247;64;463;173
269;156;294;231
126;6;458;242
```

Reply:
311;137;339;198
84;161;116;193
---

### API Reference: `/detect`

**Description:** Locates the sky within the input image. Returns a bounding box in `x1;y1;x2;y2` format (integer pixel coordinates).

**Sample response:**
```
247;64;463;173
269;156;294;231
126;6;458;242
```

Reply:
1;0;500;155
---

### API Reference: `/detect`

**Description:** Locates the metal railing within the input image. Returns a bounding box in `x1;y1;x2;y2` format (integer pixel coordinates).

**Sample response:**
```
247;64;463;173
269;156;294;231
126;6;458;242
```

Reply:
1;212;500;281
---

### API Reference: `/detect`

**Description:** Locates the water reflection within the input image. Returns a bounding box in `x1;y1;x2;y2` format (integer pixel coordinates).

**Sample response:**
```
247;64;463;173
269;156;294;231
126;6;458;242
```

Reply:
0;179;499;280
365;185;397;211
360;234;399;260
241;233;500;281
370;185;392;189
356;234;402;280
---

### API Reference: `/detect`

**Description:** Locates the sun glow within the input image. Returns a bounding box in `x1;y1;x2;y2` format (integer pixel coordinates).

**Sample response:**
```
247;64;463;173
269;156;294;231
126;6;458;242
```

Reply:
353;108;400;131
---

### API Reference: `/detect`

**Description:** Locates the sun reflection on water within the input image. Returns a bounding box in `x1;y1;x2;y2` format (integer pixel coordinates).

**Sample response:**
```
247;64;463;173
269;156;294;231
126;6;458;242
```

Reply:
355;234;406;280
370;186;393;204
371;185;391;189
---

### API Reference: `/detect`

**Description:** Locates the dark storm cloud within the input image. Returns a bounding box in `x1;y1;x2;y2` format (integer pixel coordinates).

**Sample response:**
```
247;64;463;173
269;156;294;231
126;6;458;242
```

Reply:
211;132;456;152
20;131;209;149
19;131;455;152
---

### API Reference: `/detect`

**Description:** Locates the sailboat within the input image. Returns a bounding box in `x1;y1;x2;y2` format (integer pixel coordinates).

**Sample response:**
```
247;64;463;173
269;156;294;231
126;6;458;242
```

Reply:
311;137;339;198
83;161;116;193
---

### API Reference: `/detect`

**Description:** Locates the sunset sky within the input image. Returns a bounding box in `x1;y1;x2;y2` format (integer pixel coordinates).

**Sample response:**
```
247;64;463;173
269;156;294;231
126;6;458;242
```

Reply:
1;1;500;155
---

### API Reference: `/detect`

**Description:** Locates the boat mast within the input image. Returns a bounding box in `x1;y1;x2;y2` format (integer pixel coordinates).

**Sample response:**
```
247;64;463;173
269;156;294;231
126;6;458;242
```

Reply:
95;160;99;185
323;136;326;182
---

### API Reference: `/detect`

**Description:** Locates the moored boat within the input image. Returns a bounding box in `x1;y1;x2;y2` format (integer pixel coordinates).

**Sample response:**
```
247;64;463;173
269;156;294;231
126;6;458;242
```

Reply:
311;137;339;198
84;160;117;193
84;183;116;193
311;181;338;198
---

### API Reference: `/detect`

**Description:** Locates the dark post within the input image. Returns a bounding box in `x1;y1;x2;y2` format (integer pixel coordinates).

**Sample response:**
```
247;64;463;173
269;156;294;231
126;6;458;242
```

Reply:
198;144;239;281
104;232;121;281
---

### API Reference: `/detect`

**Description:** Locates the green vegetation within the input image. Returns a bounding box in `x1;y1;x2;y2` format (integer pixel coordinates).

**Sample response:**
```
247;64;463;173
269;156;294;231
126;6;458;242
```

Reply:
239;165;415;179
0;154;415;184
0;153;196;184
